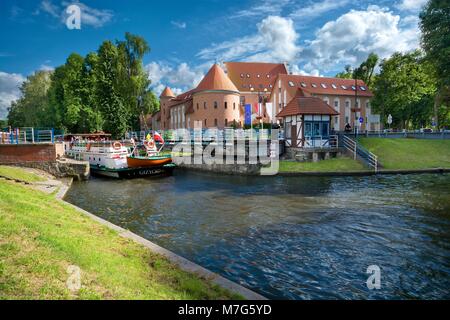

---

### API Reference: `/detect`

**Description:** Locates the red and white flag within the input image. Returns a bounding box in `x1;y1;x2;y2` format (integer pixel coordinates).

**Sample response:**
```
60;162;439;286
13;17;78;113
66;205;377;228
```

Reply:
153;131;164;144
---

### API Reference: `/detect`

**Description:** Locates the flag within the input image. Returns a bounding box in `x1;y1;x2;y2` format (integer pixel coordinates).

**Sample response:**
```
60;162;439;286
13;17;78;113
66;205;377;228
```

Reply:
244;104;252;126
154;131;164;144
253;102;259;115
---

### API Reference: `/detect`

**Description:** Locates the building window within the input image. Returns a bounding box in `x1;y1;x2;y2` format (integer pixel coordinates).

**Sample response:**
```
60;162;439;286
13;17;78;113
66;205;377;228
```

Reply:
233;102;236;110
197;103;199;110
204;102;207;109
224;102;228;109
321;83;327;88
225;118;228;126
214;101;218;109
204;119;207;126
311;83;317;88
214;119;218;126
288;81;295;87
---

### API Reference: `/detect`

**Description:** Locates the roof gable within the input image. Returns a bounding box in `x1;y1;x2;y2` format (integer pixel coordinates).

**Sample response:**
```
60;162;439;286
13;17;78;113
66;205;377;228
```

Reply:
195;64;239;93
224;62;288;92
277;89;339;117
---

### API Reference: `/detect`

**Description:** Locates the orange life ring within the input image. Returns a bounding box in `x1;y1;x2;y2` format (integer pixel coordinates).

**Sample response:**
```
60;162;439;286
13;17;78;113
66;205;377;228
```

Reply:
144;140;155;149
113;141;122;150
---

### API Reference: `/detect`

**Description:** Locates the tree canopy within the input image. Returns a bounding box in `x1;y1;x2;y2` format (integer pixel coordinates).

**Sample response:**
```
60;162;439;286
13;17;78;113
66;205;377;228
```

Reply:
7;33;159;138
371;50;436;129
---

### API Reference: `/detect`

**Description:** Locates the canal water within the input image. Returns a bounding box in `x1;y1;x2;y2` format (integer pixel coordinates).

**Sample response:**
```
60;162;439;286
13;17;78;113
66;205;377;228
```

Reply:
65;172;450;299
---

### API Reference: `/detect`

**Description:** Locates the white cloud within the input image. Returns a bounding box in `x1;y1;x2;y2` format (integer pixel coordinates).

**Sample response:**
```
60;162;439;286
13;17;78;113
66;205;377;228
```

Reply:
0;72;25;119
146;62;206;96
396;0;428;12
37;1;114;28
231;0;291;19
290;64;321;77
197;16;300;63
301;6;421;72
290;0;350;20
40;0;60;18
171;20;186;29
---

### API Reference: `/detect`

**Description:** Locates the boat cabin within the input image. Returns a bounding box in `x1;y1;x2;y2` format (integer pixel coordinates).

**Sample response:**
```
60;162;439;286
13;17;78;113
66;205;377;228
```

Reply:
277;89;339;148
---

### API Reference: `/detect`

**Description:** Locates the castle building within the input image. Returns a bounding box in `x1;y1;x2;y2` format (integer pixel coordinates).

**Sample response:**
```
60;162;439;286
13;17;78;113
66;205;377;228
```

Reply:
150;62;380;132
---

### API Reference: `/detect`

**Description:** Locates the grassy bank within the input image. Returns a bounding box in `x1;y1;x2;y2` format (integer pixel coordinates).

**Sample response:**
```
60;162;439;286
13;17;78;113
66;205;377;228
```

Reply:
279;157;366;172
0;165;45;183
358;138;450;169
0;176;240;299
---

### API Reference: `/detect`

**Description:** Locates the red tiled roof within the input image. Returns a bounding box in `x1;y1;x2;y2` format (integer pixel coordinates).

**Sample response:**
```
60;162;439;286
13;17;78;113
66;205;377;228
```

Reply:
274;74;373;99
195;64;239;93
160;86;175;98
224;62;288;92
277;89;339;117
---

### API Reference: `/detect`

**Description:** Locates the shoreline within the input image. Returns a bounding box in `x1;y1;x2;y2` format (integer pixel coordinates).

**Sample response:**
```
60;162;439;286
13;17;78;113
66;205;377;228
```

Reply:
56;174;266;300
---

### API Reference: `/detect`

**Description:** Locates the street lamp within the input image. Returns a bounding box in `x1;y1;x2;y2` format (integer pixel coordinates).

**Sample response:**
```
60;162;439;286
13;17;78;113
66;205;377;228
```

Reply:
351;65;367;138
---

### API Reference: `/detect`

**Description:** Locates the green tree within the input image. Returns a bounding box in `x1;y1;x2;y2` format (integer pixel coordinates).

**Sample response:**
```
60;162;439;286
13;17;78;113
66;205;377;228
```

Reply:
116;32;151;130
420;0;450;128
7;70;52;127
335;65;353;79
335;53;379;88
372;50;437;129
353;53;379;88
95;41;128;138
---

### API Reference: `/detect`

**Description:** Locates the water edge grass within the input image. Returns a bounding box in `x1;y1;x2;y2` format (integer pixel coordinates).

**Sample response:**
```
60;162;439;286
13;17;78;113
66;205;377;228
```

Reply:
0;177;242;300
279;157;366;173
358;138;450;169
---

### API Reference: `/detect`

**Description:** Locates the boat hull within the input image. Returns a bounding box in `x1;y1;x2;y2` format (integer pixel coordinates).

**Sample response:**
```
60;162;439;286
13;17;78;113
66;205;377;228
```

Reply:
90;164;175;179
127;156;172;168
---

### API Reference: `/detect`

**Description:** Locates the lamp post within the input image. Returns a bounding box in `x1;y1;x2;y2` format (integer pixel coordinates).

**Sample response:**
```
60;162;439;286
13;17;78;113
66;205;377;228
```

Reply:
351;65;367;138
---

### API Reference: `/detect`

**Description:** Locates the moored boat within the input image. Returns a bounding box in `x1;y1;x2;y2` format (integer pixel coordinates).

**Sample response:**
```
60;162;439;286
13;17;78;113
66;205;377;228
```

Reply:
127;155;172;168
64;133;175;179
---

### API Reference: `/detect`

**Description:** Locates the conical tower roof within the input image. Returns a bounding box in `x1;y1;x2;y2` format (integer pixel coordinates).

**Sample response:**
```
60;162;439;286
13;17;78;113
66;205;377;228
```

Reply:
160;86;175;98
195;64;239;93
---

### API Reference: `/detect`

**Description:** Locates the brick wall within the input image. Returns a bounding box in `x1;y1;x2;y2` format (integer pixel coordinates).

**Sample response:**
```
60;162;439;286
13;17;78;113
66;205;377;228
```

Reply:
0;143;64;164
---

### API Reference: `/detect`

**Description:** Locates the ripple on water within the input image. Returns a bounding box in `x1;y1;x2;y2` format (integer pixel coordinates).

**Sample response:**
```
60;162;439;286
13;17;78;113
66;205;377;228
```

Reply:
65;172;450;299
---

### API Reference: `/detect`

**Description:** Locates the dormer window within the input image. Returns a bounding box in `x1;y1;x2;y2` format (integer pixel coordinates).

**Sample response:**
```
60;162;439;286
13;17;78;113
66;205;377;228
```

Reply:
351;85;356;90
311;83;317;88
360;86;366;91
300;82;307;88
288;81;295;87
331;84;337;89
246;74;250;78
341;85;347;90
240;73;244;78
257;74;261;78
321;83;327;88
266;74;270;78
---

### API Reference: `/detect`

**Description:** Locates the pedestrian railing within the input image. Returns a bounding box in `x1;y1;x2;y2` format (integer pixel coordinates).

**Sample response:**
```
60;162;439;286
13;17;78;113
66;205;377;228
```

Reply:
0;127;59;144
341;134;378;172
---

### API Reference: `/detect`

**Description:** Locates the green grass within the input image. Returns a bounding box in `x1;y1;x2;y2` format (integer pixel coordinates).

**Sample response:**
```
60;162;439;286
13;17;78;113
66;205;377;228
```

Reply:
358;138;450;170
279;157;367;172
0;178;241;300
0;166;46;183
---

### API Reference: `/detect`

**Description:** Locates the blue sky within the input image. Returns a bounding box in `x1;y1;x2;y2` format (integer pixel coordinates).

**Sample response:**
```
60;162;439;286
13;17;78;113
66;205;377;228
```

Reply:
0;0;427;118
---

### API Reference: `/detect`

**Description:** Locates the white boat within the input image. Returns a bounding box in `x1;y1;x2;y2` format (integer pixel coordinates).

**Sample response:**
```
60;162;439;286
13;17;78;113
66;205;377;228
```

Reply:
64;134;174;178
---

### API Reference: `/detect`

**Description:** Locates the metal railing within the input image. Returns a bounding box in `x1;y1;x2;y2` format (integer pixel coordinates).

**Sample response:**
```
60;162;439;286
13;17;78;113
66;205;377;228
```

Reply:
126;128;285;143
0;127;59;144
342;135;378;172
303;135;339;149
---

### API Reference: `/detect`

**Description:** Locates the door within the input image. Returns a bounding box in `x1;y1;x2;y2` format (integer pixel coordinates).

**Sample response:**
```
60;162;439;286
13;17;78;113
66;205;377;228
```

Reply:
291;124;298;147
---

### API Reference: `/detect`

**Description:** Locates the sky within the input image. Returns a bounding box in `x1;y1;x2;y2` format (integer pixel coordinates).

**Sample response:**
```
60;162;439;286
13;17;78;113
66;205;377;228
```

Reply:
0;0;428;118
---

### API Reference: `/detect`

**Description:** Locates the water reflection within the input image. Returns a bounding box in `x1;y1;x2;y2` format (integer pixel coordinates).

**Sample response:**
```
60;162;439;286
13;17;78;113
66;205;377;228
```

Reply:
65;171;450;299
